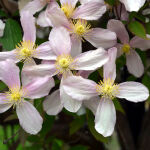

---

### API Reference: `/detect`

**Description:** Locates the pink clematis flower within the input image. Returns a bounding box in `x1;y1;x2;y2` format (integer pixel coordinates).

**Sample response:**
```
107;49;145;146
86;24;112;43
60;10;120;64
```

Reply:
23;26;109;112
0;11;52;63
107;19;150;77
0;59;54;134
119;0;146;12
62;47;149;137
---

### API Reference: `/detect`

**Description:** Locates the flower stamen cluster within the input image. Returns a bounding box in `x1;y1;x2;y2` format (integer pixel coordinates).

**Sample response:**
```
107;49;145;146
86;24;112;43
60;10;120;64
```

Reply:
122;44;130;54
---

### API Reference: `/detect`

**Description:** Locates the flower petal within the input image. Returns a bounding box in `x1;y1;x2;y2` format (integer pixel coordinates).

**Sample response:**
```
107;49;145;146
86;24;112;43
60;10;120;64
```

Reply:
104;47;117;80
62;75;98;101
85;28;117;49
49;27;71;55
83;96;100;115
60;0;78;7
60;81;82;112
73;2;106;20
130;36;150;51
23;76;54;99
126;50;144;77
43;90;63;115
79;0;104;4
0;59;20;88
21;0;46;15
35;41;57;60
75;48;109;70
21;11;36;43
117;82;149;102
95;98;116;137
16;101;43;134
107;19;129;44
120;0;146;12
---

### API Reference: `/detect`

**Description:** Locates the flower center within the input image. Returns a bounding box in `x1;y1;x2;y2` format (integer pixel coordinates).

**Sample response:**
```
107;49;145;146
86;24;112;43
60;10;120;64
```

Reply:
61;3;75;18
122;44;130;54
71;19;91;40
96;78;119;100
16;40;37;62
55;54;75;76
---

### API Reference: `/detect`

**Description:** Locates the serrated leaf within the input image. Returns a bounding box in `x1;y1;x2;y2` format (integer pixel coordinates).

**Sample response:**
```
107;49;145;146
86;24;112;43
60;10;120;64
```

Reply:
0;19;22;50
128;21;146;38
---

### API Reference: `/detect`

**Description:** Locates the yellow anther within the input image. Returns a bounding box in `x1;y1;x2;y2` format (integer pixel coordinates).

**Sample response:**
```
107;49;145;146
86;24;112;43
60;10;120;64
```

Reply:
122;44;130;54
11;92;21;102
61;3;75;18
96;78;119;100
58;58;70;68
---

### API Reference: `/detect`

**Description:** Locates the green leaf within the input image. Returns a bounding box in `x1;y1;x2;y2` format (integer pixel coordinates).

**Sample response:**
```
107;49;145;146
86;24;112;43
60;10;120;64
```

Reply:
51;139;63;150
128;21;146;38
113;99;125;114
86;110;109;143
0;82;7;91
142;74;150;92
69;115;85;135
0;19;22;50
69;145;89;150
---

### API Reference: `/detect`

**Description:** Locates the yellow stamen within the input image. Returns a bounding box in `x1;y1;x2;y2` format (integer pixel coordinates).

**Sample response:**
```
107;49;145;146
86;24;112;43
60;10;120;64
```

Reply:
122;44;130;54
70;19;92;40
16;40;38;62
61;3;75;18
96;78;119;100
55;54;76;76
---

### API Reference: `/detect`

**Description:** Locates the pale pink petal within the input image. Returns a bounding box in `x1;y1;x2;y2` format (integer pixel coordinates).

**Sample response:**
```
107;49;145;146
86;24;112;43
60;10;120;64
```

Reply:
35;42;57;60
95;98;116;137
70;35;82;57
116;43;124;57
21;11;36;43
75;48;109;70
60;81;82;112
78;70;93;78
0;59;20;88
130;36;150;51
16;101;43;134
43;90;63;115
79;0;104;4
0;49;19;63
126;50;144;77
120;0;146;12
0;93;12;113
104;47;117;80
73;2;106;20
107;19;129;44
60;0;78;7
85;28;117;49
23;76;54;99
117;82;149;102
21;0;46;15
83;96;100;115
62;76;98;101
23;63;57;77
49;27;71;55
46;1;70;27
37;11;52;27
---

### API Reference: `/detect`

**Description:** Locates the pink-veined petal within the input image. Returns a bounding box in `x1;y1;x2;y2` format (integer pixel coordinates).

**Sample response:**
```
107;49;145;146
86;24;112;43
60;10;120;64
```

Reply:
85;28;117;49
104;47;117;80
60;0;78;7
120;0;146;12
60;79;82;112
130;36;150;51
0;59;20;88
95;97;116;137
116;43;124;58
21;0;46;15
49;27;71;55
16;101;43;134
0;93;12;113
70;35;82;57
79;0;104;4
35;41;57;60
75;48;109;70
107;19;129;44
62;75;98;101
117;82;149;102
23;76;54;99
83;96;100;115
73;1;106;20
126;50;144;77
21;11;36;43
43;90;63;115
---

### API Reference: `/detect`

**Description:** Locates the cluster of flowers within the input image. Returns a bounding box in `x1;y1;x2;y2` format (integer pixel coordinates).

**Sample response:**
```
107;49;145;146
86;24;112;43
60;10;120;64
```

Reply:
0;0;149;137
